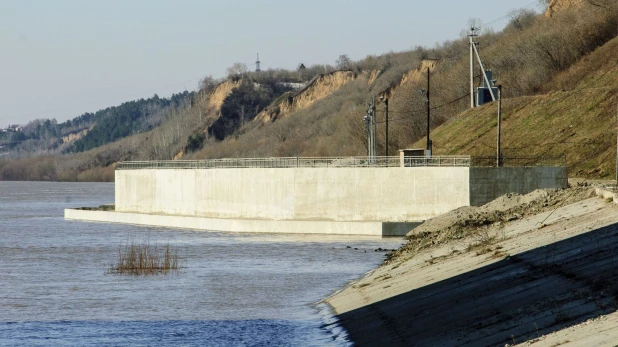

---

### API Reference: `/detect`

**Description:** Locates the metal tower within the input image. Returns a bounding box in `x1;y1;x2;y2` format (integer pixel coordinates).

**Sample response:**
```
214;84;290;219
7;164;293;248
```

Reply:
255;53;261;72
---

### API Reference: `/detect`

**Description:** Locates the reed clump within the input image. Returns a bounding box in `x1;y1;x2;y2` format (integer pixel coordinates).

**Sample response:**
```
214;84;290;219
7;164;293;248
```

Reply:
109;239;179;275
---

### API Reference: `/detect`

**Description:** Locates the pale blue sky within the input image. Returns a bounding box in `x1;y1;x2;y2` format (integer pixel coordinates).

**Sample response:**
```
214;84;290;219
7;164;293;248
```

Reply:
0;0;541;126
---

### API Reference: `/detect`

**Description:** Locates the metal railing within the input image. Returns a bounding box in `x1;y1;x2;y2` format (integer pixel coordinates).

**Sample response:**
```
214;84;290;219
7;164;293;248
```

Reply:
116;156;470;170
471;155;567;167
401;156;471;167
116;155;565;170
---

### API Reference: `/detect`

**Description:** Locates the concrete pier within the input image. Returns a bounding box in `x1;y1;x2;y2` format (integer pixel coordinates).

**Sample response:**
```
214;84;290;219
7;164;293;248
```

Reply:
65;158;568;236
64;208;420;236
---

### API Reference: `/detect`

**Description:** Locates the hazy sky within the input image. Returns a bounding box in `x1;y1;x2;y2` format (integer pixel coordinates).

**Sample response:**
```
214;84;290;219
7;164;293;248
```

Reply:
0;0;541;126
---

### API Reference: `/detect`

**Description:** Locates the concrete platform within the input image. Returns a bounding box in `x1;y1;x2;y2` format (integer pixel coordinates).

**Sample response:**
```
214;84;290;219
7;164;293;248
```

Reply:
64;209;419;236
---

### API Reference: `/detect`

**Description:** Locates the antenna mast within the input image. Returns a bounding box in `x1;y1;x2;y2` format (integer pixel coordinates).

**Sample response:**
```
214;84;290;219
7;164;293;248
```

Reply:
255;53;261;72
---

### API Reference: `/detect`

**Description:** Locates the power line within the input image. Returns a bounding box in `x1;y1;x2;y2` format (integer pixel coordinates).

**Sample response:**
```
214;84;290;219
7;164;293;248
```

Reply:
375;92;471;124
477;1;540;30
432;93;471;111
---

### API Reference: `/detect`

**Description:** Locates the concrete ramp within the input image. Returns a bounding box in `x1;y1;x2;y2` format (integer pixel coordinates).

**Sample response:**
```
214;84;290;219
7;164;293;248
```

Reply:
327;198;618;345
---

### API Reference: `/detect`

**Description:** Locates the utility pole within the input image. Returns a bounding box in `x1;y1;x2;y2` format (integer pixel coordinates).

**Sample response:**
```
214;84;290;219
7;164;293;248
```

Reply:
380;95;389;156
469;28;478;108
426;67;431;157
364;112;371;156
365;96;377;160
385;98;389;157
497;85;502;167
373;95;377;159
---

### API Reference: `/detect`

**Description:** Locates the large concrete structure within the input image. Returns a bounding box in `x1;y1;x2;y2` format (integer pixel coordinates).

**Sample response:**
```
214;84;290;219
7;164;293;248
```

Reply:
65;159;568;236
115;167;471;222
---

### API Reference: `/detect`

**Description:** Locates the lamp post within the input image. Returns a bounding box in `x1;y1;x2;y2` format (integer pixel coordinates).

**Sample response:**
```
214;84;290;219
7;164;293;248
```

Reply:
379;95;389;157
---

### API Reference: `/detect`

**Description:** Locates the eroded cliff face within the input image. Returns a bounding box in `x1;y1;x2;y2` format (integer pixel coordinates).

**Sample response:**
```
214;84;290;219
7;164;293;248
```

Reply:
545;0;584;17
254;60;441;124
384;59;440;100
254;70;356;123
208;80;241;111
62;128;89;144
401;60;439;86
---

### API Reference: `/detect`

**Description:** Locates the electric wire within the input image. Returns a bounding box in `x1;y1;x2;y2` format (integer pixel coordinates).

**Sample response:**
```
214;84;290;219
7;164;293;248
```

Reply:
476;1;540;30
375;92;471;124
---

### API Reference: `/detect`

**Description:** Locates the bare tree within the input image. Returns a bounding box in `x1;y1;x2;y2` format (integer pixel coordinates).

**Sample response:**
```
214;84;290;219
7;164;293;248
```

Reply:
198;75;218;92
336;54;352;70
226;62;249;79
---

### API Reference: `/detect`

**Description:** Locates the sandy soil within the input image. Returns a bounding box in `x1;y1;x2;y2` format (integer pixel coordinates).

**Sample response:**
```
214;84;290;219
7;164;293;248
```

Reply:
325;187;618;346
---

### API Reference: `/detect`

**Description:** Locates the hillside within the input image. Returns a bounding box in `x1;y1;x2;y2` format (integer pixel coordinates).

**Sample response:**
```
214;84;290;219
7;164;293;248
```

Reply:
0;0;616;181
188;0;617;164
416;36;618;178
254;70;356;123
0;92;192;156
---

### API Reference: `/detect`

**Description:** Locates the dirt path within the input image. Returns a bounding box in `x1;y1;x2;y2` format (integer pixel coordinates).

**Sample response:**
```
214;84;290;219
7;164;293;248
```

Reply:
325;188;618;346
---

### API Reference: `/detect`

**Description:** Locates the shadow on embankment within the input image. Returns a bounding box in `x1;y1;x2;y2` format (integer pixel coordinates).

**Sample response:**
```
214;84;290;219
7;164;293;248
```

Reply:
337;222;618;346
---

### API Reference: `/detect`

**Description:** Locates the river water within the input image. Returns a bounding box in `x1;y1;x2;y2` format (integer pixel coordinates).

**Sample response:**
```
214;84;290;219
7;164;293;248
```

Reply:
0;182;403;346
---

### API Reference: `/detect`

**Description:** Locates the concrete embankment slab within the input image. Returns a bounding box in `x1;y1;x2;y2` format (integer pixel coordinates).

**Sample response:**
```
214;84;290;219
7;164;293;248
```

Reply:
64;209;418;236
326;197;618;346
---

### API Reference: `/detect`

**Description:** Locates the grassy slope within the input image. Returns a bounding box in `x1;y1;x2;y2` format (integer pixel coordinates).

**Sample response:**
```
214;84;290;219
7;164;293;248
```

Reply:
416;36;618;178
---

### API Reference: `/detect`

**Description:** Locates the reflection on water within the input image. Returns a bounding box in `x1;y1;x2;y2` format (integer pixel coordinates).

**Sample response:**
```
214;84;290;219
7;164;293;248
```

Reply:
0;182;403;346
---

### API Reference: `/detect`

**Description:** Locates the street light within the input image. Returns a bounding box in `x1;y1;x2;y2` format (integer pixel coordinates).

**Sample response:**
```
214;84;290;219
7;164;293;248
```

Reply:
379;94;389;157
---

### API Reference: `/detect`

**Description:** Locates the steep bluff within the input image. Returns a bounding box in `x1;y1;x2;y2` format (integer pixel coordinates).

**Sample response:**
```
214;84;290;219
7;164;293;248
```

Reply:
254;70;356;123
545;0;585;17
208;80;241;111
253;61;440;125
387;59;439;99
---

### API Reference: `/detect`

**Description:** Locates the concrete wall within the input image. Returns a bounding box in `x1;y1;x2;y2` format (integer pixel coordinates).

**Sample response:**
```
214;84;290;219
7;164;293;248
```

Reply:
469;166;568;206
115;166;567;224
115;167;470;222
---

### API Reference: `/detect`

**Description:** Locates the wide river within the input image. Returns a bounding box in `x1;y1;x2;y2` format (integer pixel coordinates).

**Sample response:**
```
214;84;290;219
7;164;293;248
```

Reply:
0;182;403;346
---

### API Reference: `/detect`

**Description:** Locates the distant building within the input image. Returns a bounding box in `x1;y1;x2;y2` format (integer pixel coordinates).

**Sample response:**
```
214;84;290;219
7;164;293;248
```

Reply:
5;124;23;132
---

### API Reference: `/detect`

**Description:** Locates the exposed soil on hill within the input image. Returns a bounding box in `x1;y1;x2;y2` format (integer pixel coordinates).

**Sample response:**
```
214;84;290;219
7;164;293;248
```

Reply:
208;80;241;111
398;60;439;88
61;128;89;144
545;0;585;17
254;70;356;123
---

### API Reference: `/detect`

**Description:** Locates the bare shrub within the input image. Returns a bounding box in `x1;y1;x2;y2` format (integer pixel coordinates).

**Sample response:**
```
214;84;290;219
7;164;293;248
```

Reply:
108;238;180;276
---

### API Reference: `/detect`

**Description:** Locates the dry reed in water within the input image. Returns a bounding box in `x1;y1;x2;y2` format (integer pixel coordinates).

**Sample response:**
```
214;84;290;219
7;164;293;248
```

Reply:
108;239;179;275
